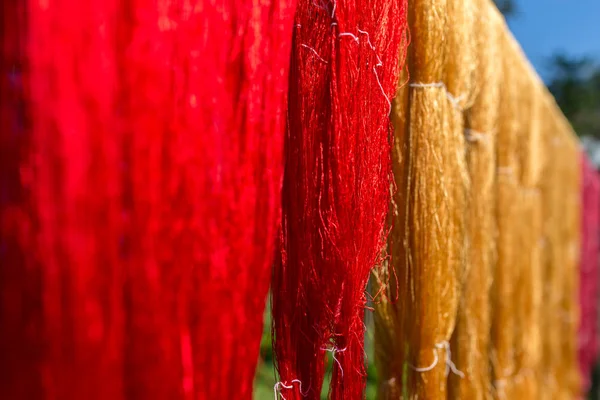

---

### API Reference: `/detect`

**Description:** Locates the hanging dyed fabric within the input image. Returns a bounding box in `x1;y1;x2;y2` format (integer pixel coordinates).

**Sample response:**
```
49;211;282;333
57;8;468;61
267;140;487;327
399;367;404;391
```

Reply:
120;0;296;398
272;0;408;397
20;0;125;397
1;0;296;398
381;0;469;396
449;1;501;398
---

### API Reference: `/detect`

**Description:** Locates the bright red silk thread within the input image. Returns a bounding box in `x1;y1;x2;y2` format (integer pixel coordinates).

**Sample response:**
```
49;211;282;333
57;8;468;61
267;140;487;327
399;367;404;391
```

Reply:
121;0;296;398
28;0;125;397
272;0;408;398
24;0;126;398
578;153;600;394
2;0;295;398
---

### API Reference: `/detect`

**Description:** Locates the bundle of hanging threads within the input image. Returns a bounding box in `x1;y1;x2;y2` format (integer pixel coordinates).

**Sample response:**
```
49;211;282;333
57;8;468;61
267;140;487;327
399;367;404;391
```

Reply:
271;0;408;397
1;0;296;398
491;24;522;400
374;0;469;396
1;0;599;399
449;1;501;398
374;0;589;399
25;1;125;397
122;0;296;397
513;62;544;400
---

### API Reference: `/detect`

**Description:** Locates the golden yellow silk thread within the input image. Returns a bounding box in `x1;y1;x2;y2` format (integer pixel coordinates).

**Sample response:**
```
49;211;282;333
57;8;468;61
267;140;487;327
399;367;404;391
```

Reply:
449;2;502;399
374;1;582;399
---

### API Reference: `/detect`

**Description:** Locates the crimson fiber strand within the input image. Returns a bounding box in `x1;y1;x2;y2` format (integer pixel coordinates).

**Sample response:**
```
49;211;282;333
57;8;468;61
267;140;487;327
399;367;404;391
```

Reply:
2;0;296;398
578;154;600;394
122;0;296;398
119;2;182;396
25;0;125;397
272;0;408;398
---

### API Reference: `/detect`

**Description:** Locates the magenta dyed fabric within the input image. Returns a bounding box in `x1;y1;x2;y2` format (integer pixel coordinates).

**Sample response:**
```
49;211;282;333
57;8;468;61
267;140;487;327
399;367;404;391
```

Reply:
578;153;600;393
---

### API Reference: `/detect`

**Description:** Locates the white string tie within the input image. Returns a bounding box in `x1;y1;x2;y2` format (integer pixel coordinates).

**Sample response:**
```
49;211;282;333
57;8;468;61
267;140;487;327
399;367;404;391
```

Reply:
274;379;307;400
338;32;359;42
321;346;347;378
408;341;464;378
409;82;465;110
465;129;490;144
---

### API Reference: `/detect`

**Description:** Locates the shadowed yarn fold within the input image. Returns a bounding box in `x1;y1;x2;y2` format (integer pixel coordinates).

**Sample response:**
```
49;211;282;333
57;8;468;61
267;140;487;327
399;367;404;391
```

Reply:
272;0;408;397
1;1;44;398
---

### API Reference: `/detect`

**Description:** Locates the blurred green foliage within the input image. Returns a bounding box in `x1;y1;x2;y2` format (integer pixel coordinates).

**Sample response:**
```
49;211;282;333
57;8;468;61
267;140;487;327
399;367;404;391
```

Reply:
547;55;600;138
494;0;517;16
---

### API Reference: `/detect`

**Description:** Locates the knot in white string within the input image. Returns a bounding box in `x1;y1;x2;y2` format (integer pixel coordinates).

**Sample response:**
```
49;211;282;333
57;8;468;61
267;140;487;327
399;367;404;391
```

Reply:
274;379;307;400
409;82;465;111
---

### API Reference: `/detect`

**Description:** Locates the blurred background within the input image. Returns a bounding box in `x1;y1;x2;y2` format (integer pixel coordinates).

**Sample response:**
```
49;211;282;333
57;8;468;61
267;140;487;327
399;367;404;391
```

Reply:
502;0;600;166
254;1;600;398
